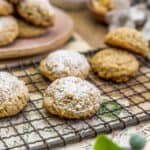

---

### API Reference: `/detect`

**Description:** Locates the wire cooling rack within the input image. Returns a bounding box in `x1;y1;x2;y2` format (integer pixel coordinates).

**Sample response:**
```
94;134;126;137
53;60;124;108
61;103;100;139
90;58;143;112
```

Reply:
0;48;149;150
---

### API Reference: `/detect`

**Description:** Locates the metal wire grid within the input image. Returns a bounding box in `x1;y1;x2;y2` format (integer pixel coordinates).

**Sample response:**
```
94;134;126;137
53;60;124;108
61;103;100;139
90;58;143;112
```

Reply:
0;49;149;150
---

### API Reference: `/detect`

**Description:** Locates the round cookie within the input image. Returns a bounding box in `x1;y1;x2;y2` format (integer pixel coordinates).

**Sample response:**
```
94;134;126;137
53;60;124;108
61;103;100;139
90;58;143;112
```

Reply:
0;16;19;46
43;76;102;119
105;27;150;56
0;72;29;118
17;0;55;27
0;0;14;16
91;48;139;83
39;50;90;81
17;18;48;38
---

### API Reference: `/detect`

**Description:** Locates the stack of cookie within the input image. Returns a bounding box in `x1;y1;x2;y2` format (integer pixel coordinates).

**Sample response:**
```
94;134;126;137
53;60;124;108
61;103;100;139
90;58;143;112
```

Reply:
0;0;55;46
91;27;150;83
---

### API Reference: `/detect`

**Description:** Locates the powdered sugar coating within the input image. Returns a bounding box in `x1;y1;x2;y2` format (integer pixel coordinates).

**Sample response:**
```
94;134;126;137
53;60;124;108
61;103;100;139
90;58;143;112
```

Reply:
0;72;29;118
40;50;90;81
44;77;102;119
47;50;89;73
0;72;27;102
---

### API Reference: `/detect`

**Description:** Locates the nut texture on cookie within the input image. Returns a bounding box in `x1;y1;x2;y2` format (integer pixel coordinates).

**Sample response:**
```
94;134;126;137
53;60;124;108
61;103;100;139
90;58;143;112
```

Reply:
91;48;139;83
0;72;29;118
105;27;150;56
0;0;14;16
0;16;18;46
43;77;102;119
17;0;55;27
17;18;48;38
39;50;90;81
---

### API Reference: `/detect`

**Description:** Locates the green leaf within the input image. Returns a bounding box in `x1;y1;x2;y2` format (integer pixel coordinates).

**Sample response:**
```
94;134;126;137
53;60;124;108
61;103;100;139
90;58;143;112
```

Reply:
94;135;124;150
99;99;123;119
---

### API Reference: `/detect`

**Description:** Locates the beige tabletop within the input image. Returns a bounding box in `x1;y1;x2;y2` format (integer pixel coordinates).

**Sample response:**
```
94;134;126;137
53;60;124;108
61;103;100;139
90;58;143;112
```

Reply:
68;9;108;48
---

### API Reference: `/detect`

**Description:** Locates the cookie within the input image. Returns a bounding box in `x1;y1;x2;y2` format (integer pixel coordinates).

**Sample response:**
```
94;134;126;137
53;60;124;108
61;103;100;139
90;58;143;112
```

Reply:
17;0;55;27
91;48;139;83
93;0;113;11
43;76;102;119
0;72;29;118
17;18;48;38
0;0;14;16
39;50;90;81
105;27;150;56
0;16;19;46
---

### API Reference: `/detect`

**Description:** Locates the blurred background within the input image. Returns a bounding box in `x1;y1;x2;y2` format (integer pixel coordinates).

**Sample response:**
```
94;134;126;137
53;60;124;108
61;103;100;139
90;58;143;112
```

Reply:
50;0;150;48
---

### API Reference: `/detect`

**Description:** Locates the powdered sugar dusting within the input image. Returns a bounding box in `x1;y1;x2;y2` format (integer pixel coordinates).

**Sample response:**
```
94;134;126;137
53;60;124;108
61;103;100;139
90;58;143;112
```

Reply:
0;72;26;102
46;77;101;114
46;50;90;78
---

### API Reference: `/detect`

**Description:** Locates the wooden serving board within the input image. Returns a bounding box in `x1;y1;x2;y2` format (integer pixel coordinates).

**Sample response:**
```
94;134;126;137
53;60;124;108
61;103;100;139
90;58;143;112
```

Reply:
0;8;74;60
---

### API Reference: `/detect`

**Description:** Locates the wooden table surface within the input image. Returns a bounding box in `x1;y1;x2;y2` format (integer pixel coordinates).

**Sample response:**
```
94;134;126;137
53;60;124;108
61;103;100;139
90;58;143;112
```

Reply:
68;9;108;48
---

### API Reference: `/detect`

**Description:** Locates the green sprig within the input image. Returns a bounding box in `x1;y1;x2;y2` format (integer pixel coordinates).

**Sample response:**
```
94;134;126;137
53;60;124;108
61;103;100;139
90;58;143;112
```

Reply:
94;135;124;150
94;134;146;150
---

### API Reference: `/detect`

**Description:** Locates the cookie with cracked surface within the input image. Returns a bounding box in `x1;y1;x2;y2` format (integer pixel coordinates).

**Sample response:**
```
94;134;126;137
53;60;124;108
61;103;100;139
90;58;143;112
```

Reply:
0;16;19;46
105;27;150;56
91;48;139;83
17;18;48;38
0;0;14;16
39;50;90;81
43;76;102;119
0;72;29;118
17;0;55;27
